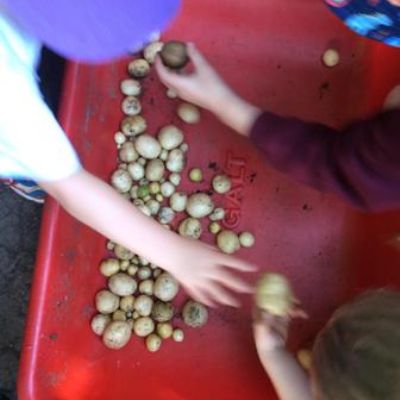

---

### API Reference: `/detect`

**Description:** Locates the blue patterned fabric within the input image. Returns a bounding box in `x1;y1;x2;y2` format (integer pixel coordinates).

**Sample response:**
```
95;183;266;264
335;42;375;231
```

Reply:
324;0;400;46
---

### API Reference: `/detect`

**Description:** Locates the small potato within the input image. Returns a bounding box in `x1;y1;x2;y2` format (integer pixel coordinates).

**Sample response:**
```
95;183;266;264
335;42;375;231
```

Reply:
143;41;164;64
121;96;141;116
108;273;137;296
209;207;225;222
186;193;214;218
239;232;255;248
100;259;120;277
95;290;120;314
139;279;154;296
166;149;185;173
134;295;154;317
146;333;162;352
119;141;139;163
182;301;208;328
177;103;200;124
146;199;161;216
120;78;141;96
137;266;152;280
160;41;189;70
172;328;184;342
158;125;184;150
154;273;179;302
170;192;188;212
322;49;340;68
114;244;134;261
103;321;132;349
145;159;165;181
135;134;162;159
152;301;174;322
158;207;175;225
120;295;135;312
255;273;296;317
212;174;231;194
189;168;203;182
121;115;147;137
178;217;202;240
133;317;155;337
128;162;145;181
209;222;221;235
157;322;173;339
128;58;150;78
111;169;132;193
113;309;127;321
217;230;240;254
91;314;111;336
161;181;175;198
169;173;181;186
149;182;161;194
114;131;126;146
127;265;138;276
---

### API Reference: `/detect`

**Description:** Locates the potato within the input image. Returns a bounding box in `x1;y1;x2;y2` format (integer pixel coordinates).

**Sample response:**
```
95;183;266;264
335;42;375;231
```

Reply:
177;103;200;124
114;131;126;145
143;41;164;64
121;96;141;116
170;192;188;212
209;222;221;235
135;134;162;159
158;125;184;150
120;295;135;312
119;141;139;163
111;169;132;193
146;334;162;352
182;301;208;328
160;181;175;198
239;232;255;248
157;322;173;339
128;58;150;78
102;321;132;349
145;159;165;181
172;328;184;342
158;207;175;225
212;174;231;194
95;290;120;314
160;41;189;69
120;78;141;96
114;244;134;261
91;314;111;336
134;295;153;317
255;273;296;316
151;301;174;322
178;217;202;240
189;168;202;182
99;259;120;277
121;115;147;136
137;267;152;280
322;49;339;67
108;273;137;296
217;230;240;254
209;207;225;222
127;162;145;181
166;149;185;173
186;193;214;218
139;279;154;296
112;309;127;321
133;317;155;337
154;273;179;302
169;173;181;186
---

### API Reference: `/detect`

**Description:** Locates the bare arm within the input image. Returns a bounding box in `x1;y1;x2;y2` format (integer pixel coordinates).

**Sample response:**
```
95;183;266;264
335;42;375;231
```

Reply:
253;314;312;400
40;169;256;307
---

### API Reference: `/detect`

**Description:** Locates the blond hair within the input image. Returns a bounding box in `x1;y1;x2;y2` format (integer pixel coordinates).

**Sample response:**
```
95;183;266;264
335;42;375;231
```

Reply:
312;290;400;400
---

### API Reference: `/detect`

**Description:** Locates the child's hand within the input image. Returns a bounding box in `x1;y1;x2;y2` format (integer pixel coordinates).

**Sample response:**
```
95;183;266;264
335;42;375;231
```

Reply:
155;43;233;114
166;237;257;307
253;308;307;353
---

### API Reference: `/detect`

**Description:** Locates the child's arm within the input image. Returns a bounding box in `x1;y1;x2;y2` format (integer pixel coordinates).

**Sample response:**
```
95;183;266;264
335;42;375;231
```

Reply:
156;45;400;212
253;312;312;400
40;169;256;307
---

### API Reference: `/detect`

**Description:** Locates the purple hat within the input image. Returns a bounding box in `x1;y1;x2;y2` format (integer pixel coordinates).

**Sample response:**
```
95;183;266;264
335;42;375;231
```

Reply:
3;0;180;62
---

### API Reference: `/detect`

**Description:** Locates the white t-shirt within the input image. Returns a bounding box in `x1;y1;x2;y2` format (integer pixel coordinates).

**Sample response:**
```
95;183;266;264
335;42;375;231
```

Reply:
0;13;81;181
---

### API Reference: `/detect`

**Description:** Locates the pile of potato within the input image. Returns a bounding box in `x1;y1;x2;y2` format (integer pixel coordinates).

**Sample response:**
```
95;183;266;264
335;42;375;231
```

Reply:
91;39;255;351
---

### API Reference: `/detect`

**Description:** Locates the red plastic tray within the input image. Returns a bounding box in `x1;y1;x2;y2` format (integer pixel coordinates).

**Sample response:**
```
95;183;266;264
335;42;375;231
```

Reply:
19;1;400;399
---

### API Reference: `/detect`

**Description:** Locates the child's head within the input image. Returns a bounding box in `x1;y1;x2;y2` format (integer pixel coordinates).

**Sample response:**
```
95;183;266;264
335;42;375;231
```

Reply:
2;0;180;62
312;289;400;400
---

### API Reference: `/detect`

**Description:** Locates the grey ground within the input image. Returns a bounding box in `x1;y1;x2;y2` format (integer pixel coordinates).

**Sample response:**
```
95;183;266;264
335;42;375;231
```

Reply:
0;49;64;400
